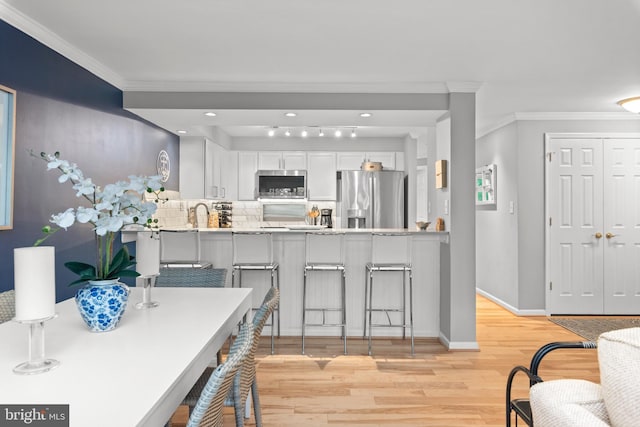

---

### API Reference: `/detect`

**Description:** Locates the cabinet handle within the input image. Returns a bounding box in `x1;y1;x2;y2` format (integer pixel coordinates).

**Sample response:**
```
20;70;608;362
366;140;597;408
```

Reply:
606;232;616;239
594;232;602;239
221;188;226;198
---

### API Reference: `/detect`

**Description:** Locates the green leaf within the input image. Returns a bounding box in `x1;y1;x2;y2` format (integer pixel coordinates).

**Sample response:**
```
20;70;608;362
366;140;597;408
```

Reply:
107;247;133;276
64;261;96;277
116;269;140;278
68;277;92;287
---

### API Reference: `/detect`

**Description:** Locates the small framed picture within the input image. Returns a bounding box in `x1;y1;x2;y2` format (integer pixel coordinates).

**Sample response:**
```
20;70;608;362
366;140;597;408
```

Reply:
0;84;16;230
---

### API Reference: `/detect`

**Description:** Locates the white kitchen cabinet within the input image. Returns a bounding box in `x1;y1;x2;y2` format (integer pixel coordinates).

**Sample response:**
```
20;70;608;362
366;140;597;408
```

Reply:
180;137;205;199
220;150;238;200
238;151;258;200
307;152;337;200
205;140;222;199
180;137;234;200
366;152;396;170
258;151;306;170
336;152;365;170
336;152;398;170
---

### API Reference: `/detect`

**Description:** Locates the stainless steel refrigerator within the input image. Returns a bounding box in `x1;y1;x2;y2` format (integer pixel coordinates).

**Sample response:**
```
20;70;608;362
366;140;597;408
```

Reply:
337;170;405;229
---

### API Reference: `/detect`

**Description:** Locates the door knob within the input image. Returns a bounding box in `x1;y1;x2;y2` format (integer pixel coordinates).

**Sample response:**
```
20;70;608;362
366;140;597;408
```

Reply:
594;232;602;239
606;232;616;239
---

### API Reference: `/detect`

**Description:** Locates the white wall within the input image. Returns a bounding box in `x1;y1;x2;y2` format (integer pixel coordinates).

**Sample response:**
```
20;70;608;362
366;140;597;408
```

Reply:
475;122;519;308
433;116;451;225
477;118;640;312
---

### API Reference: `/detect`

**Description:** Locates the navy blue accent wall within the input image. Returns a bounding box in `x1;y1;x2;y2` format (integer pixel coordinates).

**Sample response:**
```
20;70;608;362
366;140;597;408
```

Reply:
0;20;179;300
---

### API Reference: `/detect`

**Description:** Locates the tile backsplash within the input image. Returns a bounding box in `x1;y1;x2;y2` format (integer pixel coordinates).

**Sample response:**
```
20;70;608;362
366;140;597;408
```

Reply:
151;198;336;229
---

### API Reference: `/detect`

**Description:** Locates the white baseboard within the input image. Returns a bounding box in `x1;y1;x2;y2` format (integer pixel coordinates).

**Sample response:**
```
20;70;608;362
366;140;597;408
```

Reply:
476;288;546;316
438;333;479;351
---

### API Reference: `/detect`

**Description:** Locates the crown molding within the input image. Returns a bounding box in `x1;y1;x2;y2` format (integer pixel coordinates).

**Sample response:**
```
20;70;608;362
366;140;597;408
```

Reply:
0;1;125;89
476;113;518;139
446;81;483;93
121;79;451;94
477;111;640;139
514;111;640;121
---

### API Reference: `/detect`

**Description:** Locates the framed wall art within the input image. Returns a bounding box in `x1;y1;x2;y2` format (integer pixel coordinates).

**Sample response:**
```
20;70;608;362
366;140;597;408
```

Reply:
0;84;16;229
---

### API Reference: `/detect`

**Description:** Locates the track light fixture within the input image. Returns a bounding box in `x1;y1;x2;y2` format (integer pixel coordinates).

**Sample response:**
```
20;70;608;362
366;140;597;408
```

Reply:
264;126;356;138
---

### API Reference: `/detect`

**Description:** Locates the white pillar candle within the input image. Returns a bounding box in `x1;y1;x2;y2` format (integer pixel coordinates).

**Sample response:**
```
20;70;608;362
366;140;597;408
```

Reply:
14;246;56;321
136;233;160;277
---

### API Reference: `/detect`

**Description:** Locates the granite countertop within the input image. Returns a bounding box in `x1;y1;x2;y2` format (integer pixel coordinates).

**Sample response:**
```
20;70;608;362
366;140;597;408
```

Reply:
123;226;445;234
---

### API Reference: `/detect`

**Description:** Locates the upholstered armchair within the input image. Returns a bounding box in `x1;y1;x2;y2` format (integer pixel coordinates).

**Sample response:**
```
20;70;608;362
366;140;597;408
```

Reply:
530;327;640;427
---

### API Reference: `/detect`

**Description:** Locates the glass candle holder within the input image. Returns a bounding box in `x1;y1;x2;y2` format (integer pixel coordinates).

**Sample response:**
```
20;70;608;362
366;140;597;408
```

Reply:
13;314;60;375
135;275;159;309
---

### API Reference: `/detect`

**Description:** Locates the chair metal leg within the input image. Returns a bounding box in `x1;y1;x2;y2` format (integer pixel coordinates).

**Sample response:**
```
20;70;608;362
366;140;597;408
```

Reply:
402;270;406;340
342;269;347;355
409;269;414;356
302;268;308;354
363;266;369;339
368;270;374;356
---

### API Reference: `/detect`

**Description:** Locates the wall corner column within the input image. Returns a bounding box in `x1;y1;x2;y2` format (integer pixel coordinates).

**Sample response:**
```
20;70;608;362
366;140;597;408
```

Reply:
439;92;478;349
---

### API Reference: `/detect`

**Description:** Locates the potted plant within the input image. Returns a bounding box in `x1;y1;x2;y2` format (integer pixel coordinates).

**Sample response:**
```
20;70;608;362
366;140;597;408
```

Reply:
33;151;165;332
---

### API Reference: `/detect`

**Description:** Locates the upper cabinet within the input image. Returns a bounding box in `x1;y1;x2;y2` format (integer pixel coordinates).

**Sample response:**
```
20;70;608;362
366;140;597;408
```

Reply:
205;140;222;199
180;137;236;200
238;151;258;200
258;151;306;170
220;150;238;201
179;137;208;199
336;152;398;170
307;152;337;201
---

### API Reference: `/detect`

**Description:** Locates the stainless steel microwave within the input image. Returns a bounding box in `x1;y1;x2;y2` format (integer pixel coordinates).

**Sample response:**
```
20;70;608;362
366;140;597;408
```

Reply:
256;170;307;199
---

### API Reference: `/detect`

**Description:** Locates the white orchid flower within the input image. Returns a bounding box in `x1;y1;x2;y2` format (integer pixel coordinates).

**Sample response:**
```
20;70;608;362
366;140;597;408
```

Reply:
51;208;76;229
95;216;125;236
75;206;99;224
73;178;96;197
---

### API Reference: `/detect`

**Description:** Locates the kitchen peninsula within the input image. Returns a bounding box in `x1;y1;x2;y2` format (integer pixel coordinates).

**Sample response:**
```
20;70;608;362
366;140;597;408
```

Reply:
125;227;449;344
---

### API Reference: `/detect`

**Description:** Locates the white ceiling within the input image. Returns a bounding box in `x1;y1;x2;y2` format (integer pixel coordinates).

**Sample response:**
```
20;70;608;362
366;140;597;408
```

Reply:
2;0;640;139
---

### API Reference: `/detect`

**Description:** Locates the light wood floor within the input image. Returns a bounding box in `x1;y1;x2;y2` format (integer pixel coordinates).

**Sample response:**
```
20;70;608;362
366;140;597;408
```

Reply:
170;295;599;426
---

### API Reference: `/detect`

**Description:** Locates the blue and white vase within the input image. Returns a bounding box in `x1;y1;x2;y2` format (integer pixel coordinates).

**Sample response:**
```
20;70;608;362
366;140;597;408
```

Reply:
75;279;130;332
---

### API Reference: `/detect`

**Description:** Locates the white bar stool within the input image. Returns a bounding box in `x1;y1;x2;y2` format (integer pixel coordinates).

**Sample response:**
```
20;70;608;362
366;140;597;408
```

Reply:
302;232;347;355
232;231;280;354
364;232;414;356
159;229;212;269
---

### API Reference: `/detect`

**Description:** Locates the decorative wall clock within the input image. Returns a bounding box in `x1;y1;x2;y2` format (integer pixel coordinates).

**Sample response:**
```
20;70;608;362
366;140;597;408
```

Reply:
157;150;170;183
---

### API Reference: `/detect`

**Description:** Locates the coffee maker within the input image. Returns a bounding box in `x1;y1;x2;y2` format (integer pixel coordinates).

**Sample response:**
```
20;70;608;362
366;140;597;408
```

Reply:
320;208;333;228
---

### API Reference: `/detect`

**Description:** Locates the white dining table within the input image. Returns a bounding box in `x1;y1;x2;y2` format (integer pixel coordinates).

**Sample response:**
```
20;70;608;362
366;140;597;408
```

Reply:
0;287;252;427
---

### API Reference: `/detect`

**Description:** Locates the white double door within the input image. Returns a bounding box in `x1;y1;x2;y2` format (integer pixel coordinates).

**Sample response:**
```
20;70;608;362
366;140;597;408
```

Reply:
547;136;640;314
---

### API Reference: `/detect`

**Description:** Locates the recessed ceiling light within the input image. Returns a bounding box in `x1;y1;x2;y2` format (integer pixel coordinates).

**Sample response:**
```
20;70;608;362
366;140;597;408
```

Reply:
176;130;187;134
618;97;640;114
204;112;217;117
284;112;297;117
359;113;372;118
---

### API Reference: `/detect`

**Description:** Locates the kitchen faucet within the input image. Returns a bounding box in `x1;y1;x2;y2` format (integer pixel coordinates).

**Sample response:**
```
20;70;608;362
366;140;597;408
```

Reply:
189;203;210;228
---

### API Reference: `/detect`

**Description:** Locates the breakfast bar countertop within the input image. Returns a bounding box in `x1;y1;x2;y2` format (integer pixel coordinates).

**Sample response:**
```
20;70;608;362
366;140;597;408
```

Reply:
125;226;448;234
